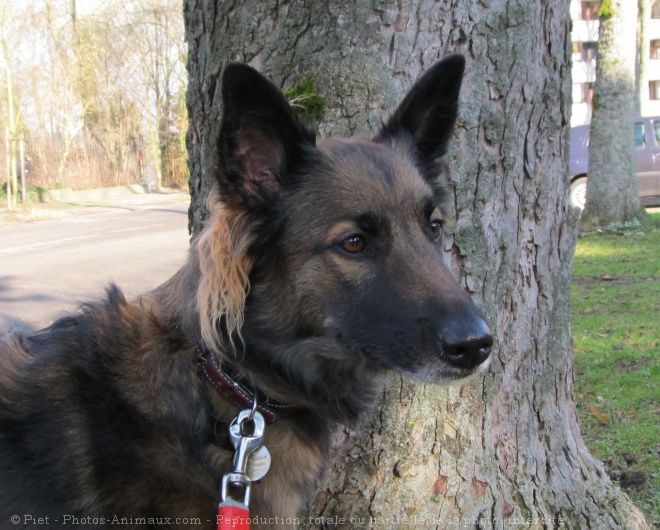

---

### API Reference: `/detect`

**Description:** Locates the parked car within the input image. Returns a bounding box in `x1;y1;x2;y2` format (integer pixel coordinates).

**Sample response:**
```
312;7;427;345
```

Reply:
569;117;660;209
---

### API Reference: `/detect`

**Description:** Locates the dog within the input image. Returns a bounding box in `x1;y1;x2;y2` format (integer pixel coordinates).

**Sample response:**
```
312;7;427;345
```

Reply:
0;55;492;529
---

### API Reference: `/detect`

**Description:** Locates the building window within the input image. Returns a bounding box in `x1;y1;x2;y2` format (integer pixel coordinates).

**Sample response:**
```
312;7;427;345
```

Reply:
635;122;647;149
580;83;594;104
573;42;598;61
573;83;594;104
651;40;660;59
652;120;660;143
652;0;660;18
649;80;660;100
581;41;598;60
581;1;601;20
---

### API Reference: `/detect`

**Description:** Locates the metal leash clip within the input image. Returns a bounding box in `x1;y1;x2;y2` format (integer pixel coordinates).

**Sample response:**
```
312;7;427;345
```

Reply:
216;401;270;530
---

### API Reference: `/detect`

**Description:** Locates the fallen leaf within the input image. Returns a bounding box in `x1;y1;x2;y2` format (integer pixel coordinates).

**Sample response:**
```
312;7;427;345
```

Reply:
589;405;610;424
577;390;595;400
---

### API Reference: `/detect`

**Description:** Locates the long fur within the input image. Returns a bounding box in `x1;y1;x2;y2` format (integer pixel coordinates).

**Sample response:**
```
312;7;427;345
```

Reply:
196;194;255;354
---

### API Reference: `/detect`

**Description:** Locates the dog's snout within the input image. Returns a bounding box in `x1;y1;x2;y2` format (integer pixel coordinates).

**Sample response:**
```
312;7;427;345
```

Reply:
440;319;493;370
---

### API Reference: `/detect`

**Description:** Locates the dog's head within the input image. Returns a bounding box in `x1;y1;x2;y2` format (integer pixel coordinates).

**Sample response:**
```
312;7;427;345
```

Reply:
197;56;492;404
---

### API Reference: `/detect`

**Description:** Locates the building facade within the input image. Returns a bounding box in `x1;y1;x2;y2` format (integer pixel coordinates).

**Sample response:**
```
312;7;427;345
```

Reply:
571;0;660;125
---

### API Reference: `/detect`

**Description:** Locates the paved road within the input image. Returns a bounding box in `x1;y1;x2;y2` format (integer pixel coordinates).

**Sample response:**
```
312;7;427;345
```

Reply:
0;199;191;334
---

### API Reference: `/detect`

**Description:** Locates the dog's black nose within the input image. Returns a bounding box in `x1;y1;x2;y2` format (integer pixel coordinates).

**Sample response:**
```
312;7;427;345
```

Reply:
440;320;493;370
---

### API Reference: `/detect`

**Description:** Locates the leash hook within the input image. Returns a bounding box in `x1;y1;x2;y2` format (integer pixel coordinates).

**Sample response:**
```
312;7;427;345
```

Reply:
217;409;268;530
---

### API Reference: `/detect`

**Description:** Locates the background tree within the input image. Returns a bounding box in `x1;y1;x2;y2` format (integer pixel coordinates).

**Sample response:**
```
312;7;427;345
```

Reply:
125;0;188;190
582;0;645;227
0;0;188;199
636;0;650;116
0;1;21;208
184;0;650;527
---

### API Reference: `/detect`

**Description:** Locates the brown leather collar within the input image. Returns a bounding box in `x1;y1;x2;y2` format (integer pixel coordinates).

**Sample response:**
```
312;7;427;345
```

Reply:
199;352;301;424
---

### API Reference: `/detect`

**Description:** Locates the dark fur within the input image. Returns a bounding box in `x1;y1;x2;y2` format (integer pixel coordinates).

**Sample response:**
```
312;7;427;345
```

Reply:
0;56;492;530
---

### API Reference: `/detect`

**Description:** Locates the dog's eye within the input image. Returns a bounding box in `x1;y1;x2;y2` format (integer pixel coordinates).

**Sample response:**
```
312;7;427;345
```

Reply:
340;234;367;254
430;220;444;242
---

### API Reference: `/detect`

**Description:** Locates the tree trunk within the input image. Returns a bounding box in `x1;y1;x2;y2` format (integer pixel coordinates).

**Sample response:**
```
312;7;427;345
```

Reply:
636;0;650;117
582;0;644;227
183;0;650;527
1;14;19;208
4;128;11;209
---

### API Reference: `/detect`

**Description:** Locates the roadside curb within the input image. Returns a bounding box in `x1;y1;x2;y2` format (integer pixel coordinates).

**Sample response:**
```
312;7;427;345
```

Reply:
0;187;190;225
44;185;149;203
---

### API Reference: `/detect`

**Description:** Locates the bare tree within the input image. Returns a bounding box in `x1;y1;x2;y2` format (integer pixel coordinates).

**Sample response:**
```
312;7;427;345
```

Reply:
0;2;20;208
582;0;645;227
1;0;188;194
184;0;650;527
124;0;188;190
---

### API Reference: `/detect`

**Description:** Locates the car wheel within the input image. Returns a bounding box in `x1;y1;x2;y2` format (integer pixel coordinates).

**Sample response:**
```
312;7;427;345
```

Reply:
570;177;588;210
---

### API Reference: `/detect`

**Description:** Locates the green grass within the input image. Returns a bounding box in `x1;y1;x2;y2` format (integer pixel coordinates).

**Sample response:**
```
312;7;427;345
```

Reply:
571;211;660;525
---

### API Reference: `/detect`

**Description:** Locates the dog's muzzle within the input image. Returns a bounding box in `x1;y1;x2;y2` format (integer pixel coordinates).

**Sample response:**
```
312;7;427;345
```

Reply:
439;317;493;370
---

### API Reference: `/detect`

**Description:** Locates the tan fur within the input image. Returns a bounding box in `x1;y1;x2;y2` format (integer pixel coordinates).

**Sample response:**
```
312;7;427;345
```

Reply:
196;194;256;355
253;424;325;528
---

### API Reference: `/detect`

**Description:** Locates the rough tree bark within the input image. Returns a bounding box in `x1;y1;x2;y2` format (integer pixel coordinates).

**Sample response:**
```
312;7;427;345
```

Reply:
184;1;650;528
582;0;644;227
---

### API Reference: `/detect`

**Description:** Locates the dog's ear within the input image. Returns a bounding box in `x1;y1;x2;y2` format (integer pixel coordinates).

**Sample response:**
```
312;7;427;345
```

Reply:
217;63;316;211
376;54;465;180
